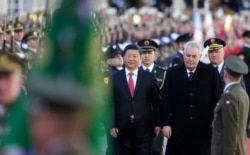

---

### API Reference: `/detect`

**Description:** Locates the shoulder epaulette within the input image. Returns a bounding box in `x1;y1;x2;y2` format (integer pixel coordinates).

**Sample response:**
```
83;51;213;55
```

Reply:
157;65;167;70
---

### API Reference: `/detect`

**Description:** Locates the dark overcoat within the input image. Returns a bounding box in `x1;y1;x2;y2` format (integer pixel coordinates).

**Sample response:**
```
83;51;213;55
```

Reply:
161;62;223;152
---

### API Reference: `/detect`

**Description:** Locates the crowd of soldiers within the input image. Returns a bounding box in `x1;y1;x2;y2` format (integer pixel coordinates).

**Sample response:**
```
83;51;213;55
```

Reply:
0;21;41;74
96;0;250;68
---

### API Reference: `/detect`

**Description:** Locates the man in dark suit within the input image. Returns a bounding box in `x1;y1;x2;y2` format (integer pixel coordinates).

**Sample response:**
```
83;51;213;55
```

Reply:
170;32;193;67
205;38;246;89
211;55;249;155
161;41;223;155
239;30;250;136
109;44;161;155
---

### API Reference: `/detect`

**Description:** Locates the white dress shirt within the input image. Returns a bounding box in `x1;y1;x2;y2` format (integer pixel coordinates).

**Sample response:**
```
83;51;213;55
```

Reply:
141;63;154;72
213;61;224;73
186;68;196;77
125;68;138;89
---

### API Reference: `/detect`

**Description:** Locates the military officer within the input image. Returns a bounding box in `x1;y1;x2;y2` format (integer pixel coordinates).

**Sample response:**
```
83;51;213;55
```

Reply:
102;43;123;155
22;31;39;54
137;39;166;89
21;30;39;61
137;39;166;155
103;43;123;75
211;55;249;155
4;23;13;51
102;43;123;85
4;22;24;53
204;38;246;89
0;51;26;138
13;21;25;49
28;78;95;155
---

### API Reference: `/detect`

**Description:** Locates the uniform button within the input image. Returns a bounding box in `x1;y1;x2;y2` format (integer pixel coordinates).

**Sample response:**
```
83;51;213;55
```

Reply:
190;105;193;108
132;102;135;104
190;93;193;96
190;117;193;120
186;128;189;131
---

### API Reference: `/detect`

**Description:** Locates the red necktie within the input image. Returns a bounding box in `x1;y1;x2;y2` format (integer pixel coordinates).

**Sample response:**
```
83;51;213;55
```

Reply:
128;72;134;97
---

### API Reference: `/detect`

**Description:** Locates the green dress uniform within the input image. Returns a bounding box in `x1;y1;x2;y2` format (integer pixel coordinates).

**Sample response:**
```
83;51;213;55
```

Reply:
152;65;166;155
0;51;28;147
152;65;167;89
211;55;249;155
137;39;167;155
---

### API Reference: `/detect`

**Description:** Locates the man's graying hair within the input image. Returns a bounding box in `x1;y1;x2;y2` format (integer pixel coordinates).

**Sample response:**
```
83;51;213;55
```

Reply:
183;41;202;54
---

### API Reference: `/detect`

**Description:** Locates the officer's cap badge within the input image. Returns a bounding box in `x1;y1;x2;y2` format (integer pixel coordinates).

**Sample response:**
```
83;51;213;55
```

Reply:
144;40;149;45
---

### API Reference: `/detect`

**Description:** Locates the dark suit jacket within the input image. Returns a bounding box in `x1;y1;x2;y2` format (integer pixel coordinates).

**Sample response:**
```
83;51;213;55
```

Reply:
110;69;161;138
240;45;250;96
161;62;223;137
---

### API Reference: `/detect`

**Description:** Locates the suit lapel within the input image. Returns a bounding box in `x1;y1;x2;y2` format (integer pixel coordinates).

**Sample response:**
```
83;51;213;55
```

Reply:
134;69;144;97
179;63;189;81
120;69;132;97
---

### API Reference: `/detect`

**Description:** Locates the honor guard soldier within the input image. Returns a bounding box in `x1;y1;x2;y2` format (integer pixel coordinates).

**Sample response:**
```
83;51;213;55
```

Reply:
28;76;95;155
102;43;123;155
12;21;27;54
4;23;13;52
0;51;27;138
137;39;166;155
211;55;249;155
13;21;25;48
21;31;39;60
137;39;166;89
102;43;123;84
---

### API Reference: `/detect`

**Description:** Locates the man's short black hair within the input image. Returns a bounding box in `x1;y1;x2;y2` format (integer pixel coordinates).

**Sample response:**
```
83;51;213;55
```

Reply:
123;44;141;56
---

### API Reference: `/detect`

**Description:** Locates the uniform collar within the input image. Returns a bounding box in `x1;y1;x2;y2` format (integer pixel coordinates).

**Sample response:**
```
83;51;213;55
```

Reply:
141;63;154;72
224;82;239;92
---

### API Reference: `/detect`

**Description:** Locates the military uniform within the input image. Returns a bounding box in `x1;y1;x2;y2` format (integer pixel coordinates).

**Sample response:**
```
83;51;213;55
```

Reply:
140;64;166;89
13;21;25;50
137;39;166;155
21;30;40;69
3;23;13;53
0;51;27;141
102;43;123;155
102;43;123;84
170;32;193;67
211;55;249;155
